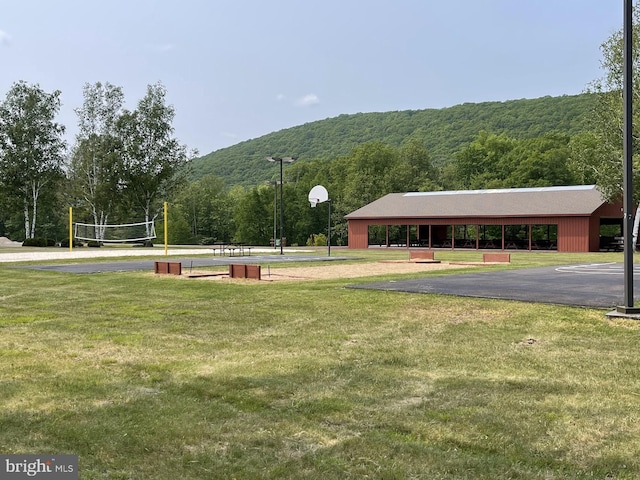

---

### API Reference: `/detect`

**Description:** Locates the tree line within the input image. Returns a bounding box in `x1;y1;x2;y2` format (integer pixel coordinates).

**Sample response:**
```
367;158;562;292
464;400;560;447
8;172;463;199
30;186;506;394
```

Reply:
168;133;579;247
1;4;638;248
0;82;581;246
0;80;190;243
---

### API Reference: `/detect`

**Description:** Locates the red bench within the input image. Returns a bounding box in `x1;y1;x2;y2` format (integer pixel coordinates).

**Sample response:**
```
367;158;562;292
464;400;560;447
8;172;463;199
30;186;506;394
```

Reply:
409;250;435;261
483;253;510;263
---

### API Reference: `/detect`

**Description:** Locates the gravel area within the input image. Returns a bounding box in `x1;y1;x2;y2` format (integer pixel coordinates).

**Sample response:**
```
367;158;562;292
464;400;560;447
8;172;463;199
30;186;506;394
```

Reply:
187;261;468;282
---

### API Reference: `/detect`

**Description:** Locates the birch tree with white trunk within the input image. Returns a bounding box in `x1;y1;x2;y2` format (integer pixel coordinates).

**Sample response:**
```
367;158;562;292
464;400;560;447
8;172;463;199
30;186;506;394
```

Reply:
69;82;124;241
0;81;65;239
117;82;191;236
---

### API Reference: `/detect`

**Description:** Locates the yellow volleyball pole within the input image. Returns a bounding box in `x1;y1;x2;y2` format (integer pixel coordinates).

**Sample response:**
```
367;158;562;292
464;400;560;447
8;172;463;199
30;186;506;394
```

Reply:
164;201;168;256
69;207;73;252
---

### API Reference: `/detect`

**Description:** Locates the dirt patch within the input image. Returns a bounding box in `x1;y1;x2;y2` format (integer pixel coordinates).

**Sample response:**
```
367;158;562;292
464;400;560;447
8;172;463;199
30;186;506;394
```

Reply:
183;261;469;282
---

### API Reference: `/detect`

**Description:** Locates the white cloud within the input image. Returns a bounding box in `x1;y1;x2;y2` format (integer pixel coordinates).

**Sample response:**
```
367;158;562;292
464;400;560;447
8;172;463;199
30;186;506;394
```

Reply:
295;93;320;107
276;93;286;101
0;29;12;46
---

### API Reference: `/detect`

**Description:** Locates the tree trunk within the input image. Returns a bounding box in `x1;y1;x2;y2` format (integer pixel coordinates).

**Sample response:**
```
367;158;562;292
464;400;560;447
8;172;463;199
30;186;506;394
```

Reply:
23;200;31;239
144;197;152;238
91;207;108;242
30;182;39;239
633;204;640;251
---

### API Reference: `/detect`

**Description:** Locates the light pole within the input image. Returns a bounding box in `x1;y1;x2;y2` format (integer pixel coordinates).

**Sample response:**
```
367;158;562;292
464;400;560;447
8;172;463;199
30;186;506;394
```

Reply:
266;156;295;255
265;180;278;250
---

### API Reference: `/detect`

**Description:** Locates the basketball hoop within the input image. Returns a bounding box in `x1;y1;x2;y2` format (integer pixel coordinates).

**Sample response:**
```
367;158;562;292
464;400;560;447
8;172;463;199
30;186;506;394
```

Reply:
307;185;332;256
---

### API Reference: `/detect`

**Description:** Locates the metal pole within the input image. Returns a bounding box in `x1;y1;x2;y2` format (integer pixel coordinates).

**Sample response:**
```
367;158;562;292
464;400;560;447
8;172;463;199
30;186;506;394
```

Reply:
164;201;168;256
267;156;295;255
273;182;277;250
69;206;73;252
328;199;332;257
279;159;284;255
623;0;635;309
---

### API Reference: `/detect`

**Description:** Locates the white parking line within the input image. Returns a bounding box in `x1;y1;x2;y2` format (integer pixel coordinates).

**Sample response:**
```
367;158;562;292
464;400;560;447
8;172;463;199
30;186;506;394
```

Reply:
555;263;640;275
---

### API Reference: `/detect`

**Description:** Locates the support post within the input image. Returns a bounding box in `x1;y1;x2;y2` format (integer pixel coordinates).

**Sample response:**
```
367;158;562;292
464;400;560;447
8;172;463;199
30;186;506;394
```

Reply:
164;201;168;257
69;207;73;252
328;199;332;257
621;0;638;312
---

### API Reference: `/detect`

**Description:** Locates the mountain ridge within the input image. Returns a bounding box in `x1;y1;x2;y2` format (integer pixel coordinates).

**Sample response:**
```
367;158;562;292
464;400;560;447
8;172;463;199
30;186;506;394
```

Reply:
190;93;595;187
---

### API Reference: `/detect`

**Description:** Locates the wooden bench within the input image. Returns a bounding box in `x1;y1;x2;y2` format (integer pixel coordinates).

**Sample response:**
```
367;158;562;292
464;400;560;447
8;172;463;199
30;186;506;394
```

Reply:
483;253;510;263
409;250;435;261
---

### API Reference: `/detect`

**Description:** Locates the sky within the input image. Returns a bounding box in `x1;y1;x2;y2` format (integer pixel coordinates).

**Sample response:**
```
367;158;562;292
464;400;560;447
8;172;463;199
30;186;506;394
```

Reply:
0;1;624;157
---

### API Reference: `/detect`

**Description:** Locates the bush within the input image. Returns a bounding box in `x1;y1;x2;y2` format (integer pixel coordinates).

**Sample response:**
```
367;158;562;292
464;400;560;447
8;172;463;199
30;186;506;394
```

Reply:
87;241;102;248
60;238;83;248
22;238;51;247
306;233;327;246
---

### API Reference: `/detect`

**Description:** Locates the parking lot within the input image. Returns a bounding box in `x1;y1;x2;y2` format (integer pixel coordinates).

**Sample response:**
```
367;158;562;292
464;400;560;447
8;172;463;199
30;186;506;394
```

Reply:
350;262;640;309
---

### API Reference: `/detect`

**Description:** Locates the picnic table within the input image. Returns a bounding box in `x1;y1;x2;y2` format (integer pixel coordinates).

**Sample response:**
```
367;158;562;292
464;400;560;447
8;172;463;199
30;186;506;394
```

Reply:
212;242;251;256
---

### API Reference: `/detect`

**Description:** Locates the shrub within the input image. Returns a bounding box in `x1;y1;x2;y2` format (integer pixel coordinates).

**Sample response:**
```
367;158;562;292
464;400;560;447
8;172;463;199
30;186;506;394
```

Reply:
60;238;83;248
22;238;48;247
306;233;327;246
87;241;102;248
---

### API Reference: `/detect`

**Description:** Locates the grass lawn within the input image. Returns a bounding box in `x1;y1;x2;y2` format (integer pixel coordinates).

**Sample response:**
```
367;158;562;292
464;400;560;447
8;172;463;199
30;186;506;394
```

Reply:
1;250;639;479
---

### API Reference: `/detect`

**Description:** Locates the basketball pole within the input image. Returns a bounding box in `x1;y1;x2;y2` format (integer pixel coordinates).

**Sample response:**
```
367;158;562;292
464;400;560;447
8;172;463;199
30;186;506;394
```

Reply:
69;207;73;252
164;201;168;256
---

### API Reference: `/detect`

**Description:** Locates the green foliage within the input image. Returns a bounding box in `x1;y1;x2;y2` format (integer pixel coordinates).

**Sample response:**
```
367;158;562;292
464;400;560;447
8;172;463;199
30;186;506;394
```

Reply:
171;174;234;243
569;6;640;204
59;238;83;248
22;237;55;247
232;185;272;245
0;81;66;239
306;232;327;246
190;94;595;187
117;82;190;223
452;131;577;189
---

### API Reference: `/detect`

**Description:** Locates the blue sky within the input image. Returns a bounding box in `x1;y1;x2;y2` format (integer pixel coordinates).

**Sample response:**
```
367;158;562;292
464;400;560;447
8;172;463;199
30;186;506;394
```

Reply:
0;1;623;156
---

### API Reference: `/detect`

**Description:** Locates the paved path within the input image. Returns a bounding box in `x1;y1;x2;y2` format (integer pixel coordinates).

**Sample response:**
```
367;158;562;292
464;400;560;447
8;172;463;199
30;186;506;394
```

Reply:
350;262;640;309
0;247;308;263
17;254;349;274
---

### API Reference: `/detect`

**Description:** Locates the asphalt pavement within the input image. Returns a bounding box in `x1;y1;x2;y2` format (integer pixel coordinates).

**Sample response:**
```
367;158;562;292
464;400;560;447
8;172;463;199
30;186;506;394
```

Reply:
18;254;349;274
349;262;640;309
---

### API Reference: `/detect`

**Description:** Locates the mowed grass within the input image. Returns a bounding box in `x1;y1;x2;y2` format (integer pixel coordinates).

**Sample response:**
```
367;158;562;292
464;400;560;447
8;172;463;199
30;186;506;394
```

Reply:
1;251;640;479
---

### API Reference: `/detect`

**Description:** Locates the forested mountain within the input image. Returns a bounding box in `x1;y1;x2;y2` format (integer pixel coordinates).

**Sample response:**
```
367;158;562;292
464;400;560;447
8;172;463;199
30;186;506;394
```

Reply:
190;93;595;187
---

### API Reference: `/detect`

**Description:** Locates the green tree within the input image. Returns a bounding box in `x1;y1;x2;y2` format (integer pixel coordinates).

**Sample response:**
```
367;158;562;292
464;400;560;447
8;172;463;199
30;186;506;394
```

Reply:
0;81;66;239
69;82;124;240
569;5;640;245
399;137;438;191
173;174;233;243
502;135;576;188
118;82;191;235
453;131;515;189
232;185;272;245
